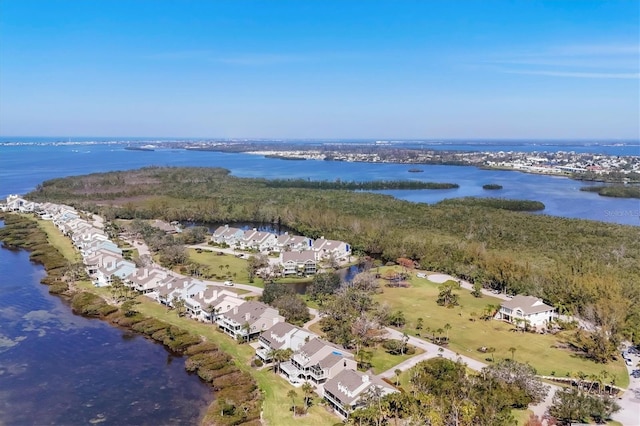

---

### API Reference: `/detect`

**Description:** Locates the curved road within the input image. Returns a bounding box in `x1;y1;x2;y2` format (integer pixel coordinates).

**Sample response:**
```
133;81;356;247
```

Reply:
128;238;637;423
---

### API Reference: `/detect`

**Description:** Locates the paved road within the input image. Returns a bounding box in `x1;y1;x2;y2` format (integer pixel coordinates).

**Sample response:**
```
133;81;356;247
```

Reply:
612;348;640;426
380;328;488;378
124;238;640;424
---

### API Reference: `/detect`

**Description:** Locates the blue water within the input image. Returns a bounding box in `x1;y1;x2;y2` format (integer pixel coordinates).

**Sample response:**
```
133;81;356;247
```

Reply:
1;142;638;225
0;233;213;424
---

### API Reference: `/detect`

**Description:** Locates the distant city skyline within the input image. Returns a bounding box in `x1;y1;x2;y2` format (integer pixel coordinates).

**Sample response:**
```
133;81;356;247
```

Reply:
1;0;638;139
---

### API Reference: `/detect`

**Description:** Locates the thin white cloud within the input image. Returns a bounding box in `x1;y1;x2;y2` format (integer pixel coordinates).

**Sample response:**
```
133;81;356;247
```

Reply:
550;44;640;56
485;42;639;79
499;68;639;79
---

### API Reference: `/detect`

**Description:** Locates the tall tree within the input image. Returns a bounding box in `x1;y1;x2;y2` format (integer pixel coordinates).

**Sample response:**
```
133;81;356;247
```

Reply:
287;390;298;416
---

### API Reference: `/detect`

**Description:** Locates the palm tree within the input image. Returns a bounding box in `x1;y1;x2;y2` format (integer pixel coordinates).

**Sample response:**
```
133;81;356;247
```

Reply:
508;346;516;360
425;326;432;342
394;368;402;386
207;304;218;324
301;382;314;412
287;389;297;416
271;348;293;374
443;323;451;343
416;317;423;335
597;370;609;395
172;296;186;317
487;347;496;362
436;328;444;344
241;321;251;343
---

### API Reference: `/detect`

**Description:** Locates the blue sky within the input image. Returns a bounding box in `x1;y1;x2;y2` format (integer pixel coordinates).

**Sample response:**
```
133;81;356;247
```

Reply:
0;0;638;139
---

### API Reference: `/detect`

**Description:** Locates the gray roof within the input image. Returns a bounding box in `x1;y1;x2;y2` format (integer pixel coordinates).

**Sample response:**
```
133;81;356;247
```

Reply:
323;369;395;406
260;322;300;349
282;251;315;263
318;352;344;369
501;295;555;315
224;301;270;324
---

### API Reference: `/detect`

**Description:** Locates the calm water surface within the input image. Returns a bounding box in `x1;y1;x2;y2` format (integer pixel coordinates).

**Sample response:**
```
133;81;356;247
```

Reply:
0;231;213;425
1;143;638;225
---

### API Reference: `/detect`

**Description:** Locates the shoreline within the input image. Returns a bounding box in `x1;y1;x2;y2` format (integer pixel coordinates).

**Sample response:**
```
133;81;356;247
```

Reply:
0;213;262;426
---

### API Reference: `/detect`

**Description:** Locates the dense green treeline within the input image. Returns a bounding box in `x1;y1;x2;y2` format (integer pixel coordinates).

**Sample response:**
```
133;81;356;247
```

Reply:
482;183;503;190
580;185;640;199
437;197;545;211
27;167;640;346
262;178;458;190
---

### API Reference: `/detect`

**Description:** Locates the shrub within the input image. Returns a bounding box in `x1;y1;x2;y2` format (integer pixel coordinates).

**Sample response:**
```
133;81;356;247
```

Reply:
48;282;69;294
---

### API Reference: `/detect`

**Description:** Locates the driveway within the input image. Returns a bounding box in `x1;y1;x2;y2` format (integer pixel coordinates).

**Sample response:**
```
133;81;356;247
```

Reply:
612;348;640;426
120;238;637;423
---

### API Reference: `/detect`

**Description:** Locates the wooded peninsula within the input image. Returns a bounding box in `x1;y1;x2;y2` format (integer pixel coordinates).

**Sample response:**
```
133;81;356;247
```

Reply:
28;166;640;350
579;185;640;199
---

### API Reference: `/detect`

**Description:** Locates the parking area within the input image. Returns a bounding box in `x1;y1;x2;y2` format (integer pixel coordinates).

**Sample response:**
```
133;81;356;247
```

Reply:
612;345;640;425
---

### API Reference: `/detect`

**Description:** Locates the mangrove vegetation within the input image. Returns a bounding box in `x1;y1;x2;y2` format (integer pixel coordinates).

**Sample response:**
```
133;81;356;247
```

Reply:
580;185;640;199
0;213;262;426
26;167;640;354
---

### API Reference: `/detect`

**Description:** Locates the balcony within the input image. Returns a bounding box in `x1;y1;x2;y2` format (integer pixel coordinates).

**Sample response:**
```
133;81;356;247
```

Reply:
256;347;272;362
309;365;327;380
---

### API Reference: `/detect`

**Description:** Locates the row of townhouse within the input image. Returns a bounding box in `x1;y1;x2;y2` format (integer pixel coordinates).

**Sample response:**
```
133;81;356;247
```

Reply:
16;198;393;420
212;225;351;260
0;194;36;213
254;321;397;418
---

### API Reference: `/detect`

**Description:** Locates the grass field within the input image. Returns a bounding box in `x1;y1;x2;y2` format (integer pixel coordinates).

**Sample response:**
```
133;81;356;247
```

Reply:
375;267;629;388
188;248;264;285
135;298;339;426
367;345;424;374
187;248;314;289
38;220;337;425
37;219;82;262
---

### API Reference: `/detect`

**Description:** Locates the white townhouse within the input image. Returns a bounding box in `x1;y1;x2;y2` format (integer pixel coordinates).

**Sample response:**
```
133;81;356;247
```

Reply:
323;369;397;419
280;251;317;276
313;237;351;260
196;287;245;323
72;228;108;250
274;233;291;252
255;322;317;363
272;233;315;253
212;225;244;246
155;277;193;306
81;239;122;258
3;195;35;212
84;249;121;275
94;259;136;287
279;338;356;385
216;301;284;341
286;235;313;251
126;267;168;294
496;295;556;329
58;217;90;236
241;229;277;252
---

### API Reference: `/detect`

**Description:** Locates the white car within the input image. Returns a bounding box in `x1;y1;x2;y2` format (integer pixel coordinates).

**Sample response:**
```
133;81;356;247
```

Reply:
223;281;234;286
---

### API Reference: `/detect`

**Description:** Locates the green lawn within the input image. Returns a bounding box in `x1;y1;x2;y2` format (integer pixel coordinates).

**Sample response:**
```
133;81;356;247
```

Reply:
135;298;338;426
37;219;337;425
188;248;264;285
375;267;629;388
187;248;314;290
367;345;425;375
37;220;82;262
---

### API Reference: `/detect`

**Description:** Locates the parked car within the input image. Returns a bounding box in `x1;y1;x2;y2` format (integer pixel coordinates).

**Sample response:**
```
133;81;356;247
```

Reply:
224;280;234;286
625;358;633;366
